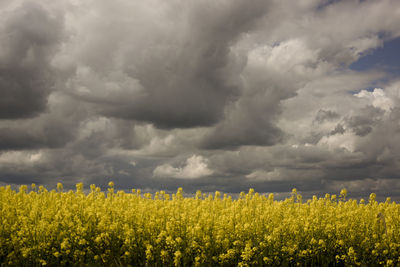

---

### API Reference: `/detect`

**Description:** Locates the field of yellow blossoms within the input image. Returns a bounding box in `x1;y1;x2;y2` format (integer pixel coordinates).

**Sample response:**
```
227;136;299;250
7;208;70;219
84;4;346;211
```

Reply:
1;182;400;266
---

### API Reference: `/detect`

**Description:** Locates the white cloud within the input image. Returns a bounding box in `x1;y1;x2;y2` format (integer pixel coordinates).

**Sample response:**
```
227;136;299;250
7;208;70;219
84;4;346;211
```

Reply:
354;88;394;112
153;155;213;179
246;169;281;181
0;151;44;166
318;132;355;152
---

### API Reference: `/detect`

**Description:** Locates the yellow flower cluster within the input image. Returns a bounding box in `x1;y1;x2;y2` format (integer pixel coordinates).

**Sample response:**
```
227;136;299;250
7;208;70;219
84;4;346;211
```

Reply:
1;184;399;266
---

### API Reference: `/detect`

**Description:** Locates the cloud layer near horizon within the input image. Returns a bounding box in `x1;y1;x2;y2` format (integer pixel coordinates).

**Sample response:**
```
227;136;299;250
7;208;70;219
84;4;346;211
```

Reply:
1;0;400;199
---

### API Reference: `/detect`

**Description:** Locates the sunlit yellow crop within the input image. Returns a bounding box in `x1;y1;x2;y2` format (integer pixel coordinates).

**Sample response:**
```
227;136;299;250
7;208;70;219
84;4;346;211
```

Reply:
1;183;400;266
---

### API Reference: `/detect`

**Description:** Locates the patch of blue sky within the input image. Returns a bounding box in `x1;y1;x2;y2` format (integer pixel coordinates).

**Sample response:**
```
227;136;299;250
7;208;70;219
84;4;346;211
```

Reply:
350;37;400;76
316;0;342;11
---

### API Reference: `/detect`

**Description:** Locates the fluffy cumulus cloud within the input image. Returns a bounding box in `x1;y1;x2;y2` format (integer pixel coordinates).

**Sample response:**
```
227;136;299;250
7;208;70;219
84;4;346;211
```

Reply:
1;0;400;199
153;155;213;179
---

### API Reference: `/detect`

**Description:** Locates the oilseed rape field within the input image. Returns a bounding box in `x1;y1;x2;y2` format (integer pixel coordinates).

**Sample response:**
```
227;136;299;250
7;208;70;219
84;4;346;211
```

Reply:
1;183;400;266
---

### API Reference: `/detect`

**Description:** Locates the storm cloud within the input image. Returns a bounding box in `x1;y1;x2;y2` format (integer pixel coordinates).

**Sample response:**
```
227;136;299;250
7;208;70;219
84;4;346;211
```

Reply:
1;0;400;200
0;1;63;119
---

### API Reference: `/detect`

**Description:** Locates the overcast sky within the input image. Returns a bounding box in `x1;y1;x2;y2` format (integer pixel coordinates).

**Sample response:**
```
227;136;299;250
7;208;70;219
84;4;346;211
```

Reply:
1;0;400;199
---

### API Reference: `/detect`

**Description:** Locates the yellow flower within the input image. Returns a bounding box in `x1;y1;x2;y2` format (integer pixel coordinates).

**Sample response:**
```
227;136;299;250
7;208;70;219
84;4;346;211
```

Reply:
1;182;399;266
57;183;63;191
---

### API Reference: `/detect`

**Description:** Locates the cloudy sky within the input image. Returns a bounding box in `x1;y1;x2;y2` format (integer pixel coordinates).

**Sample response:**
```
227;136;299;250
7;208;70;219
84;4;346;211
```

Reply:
1;0;400;199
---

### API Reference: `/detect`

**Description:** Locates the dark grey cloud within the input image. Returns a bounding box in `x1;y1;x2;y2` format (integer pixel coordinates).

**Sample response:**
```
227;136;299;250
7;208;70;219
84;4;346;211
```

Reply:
200;95;287;149
0;1;63;119
314;109;340;124
0;92;84;151
0;128;44;150
329;124;345;135
65;0;271;129
346;105;384;136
